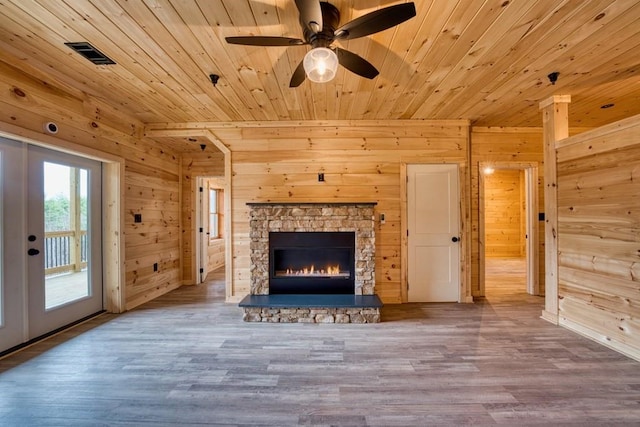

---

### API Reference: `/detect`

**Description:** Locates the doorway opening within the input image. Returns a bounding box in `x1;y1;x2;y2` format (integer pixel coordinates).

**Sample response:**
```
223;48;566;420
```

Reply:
195;176;228;285
479;163;539;298
1;136;123;355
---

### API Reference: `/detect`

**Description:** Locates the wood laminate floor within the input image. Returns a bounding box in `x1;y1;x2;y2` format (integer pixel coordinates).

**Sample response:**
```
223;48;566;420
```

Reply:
1;265;639;426
485;257;527;298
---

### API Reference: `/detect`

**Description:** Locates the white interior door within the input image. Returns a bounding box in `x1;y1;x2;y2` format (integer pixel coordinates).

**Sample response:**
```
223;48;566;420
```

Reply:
27;146;103;339
195;178;208;284
407;164;460;302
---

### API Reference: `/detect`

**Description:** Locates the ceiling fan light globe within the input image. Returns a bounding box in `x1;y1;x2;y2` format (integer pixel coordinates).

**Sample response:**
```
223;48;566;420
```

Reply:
303;48;338;83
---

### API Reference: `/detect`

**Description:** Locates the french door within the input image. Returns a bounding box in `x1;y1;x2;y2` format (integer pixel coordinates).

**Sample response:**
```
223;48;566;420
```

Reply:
0;139;103;353
0;138;25;351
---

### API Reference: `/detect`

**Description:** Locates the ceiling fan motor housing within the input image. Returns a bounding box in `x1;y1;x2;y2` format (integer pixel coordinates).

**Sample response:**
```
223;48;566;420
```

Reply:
303;2;341;48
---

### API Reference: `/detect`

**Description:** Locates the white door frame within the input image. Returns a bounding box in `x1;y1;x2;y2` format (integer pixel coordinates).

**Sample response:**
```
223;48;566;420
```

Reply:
478;162;540;296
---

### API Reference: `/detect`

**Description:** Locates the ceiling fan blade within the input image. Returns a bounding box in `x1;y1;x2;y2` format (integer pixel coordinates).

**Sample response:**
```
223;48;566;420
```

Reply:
294;0;323;34
336;48;379;79
289;59;306;87
334;3;416;40
225;36;305;47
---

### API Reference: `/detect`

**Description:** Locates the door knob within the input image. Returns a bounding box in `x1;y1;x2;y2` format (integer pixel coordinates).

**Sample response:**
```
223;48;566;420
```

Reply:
451;236;459;243
28;248;40;256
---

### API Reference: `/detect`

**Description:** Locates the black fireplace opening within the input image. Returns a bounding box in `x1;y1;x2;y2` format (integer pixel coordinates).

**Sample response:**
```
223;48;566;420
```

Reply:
269;231;355;294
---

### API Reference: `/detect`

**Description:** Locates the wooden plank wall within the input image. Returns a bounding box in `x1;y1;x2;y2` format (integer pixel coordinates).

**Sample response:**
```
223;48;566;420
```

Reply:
180;153;225;284
0;60;183;311
484;169;525;257
217;121;470;303
556;114;640;360
124;161;181;310
207;239;225;273
470;128;545;296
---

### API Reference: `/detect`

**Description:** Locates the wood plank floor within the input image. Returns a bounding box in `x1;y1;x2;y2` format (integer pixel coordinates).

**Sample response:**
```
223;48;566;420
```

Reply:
1;265;640;426
485;257;527;298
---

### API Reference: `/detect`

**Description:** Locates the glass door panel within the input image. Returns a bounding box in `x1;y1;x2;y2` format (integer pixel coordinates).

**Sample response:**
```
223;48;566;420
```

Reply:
44;163;90;309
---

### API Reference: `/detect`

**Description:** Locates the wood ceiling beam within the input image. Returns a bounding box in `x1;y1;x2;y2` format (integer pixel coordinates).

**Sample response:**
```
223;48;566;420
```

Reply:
145;119;471;132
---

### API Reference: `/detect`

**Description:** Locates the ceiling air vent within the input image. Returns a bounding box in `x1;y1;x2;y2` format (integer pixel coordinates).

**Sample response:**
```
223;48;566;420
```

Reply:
64;42;115;65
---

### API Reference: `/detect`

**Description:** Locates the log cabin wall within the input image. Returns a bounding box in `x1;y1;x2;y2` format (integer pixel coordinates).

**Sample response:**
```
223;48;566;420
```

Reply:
181;153;225;284
207;238;225;273
124;157;181;310
555;114;640;360
218;121;470;303
470;128;545;297
0;60;182;311
484;169;526;258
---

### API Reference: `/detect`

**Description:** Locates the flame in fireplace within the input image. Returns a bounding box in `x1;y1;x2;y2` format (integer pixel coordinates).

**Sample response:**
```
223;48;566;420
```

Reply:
278;265;348;278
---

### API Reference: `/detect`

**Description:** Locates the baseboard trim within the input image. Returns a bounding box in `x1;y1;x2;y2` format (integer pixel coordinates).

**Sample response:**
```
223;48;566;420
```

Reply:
559;317;640;362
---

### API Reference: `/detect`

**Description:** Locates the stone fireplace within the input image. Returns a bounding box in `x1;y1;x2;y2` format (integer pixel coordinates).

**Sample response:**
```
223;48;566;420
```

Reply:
241;202;381;323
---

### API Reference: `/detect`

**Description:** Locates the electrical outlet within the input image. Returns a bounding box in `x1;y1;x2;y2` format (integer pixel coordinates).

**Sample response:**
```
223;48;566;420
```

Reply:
134;213;142;223
153;263;158;272
318;173;324;182
380;213;386;224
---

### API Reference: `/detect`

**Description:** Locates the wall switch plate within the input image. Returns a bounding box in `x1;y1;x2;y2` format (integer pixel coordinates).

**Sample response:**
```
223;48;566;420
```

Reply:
153;262;158;272
380;213;385;224
318;173;324;182
134;213;142;223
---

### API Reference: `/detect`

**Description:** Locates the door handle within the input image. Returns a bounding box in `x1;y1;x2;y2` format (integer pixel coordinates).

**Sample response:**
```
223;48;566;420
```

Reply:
451;236;459;243
28;248;40;256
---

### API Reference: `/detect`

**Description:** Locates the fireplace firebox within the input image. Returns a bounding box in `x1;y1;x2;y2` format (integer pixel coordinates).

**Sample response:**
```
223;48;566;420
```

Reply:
269;231;355;294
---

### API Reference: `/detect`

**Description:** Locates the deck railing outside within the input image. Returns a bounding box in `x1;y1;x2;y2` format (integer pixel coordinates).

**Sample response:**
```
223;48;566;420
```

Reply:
44;230;87;276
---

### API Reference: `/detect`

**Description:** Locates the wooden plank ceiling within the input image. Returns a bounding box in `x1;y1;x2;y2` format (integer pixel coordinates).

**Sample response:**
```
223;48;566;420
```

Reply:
0;0;639;132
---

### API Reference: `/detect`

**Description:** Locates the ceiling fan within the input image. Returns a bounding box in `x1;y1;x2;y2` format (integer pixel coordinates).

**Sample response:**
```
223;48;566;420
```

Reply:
225;1;417;87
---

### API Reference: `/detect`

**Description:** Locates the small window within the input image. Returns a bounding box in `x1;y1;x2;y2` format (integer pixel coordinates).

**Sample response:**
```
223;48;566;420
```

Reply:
208;188;223;241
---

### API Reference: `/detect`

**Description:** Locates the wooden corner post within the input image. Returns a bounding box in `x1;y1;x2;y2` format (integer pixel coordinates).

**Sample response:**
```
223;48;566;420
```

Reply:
539;95;570;324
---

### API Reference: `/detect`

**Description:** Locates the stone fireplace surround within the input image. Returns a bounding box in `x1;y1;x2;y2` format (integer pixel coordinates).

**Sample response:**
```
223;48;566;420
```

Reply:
242;202;381;323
